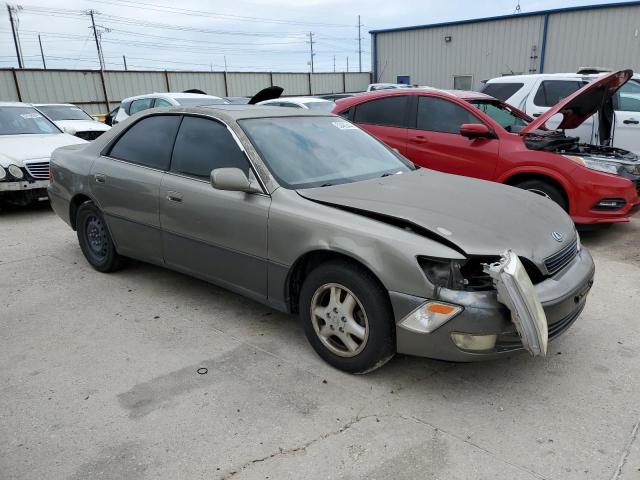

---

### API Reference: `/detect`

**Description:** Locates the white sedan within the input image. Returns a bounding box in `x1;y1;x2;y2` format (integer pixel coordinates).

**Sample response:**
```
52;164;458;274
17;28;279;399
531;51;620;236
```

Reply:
34;103;110;141
256;97;336;111
0;102;86;206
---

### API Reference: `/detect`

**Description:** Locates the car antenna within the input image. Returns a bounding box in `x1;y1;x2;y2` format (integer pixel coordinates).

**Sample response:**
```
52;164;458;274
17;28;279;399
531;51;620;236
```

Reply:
504;64;516;75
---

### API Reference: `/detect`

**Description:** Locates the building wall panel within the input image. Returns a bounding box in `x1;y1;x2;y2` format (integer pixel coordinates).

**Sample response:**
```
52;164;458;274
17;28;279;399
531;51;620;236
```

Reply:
310;73;343;95
104;71;167;102
226;73;271;97
272;73;310;96
345;72;372;92
0;70;19;101
16;70;105;104
167;72;227;97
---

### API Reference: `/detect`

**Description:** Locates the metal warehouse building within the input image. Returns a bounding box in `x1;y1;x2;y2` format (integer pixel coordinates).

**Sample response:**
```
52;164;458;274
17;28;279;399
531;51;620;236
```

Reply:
370;1;640;90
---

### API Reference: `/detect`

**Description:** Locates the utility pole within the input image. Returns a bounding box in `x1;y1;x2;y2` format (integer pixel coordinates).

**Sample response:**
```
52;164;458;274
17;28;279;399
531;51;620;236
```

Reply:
122;55;127;70
333;55;336;72
307;32;315;73
87;10;110;70
346;56;349;73
7;4;23;68
38;34;46;69
357;15;362;73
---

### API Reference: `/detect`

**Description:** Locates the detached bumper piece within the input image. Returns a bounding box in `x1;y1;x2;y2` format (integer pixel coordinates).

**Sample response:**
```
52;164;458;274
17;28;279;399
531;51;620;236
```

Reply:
483;250;548;356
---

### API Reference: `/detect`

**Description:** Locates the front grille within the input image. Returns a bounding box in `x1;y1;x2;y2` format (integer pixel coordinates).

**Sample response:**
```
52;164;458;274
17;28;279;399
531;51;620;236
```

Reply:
24;160;50;179
544;237;578;276
76;130;105;141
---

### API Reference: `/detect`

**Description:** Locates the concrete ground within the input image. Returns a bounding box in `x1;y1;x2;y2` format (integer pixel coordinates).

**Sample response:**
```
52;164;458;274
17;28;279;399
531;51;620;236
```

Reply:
1;203;639;480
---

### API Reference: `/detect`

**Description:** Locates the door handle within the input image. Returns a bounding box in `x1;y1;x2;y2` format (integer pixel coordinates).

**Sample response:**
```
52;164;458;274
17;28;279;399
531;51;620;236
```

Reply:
94;173;106;183
166;191;183;203
409;135;427;144
532;113;541;117
623;119;639;125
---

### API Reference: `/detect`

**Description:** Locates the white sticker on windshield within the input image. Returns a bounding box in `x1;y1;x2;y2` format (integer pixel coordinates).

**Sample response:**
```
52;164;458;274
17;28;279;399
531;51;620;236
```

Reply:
332;121;357;130
20;113;43;119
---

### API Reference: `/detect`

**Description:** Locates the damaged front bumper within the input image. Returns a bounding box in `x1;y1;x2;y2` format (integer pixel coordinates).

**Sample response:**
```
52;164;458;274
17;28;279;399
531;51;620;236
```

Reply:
390;248;595;362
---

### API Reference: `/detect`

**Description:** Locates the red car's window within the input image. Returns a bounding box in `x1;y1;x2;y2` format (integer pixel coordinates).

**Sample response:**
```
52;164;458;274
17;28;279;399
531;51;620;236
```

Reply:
354;96;409;128
417;97;480;134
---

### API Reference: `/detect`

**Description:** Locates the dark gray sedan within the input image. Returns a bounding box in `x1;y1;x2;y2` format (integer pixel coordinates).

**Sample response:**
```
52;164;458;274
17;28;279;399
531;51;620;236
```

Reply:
48;105;594;373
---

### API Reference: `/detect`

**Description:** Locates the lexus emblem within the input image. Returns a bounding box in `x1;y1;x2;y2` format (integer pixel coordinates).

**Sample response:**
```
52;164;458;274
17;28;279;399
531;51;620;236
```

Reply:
552;231;564;242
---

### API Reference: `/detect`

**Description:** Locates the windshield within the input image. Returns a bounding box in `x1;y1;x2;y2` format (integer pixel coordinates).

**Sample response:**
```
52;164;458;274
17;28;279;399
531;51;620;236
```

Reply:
468;100;529;132
0;106;60;135
36;105;93;121
304;101;336;111
239;116;415;189
174;97;229;106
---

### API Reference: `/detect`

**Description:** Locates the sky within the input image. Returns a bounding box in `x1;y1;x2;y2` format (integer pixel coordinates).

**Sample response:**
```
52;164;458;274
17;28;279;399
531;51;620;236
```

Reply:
0;0;632;72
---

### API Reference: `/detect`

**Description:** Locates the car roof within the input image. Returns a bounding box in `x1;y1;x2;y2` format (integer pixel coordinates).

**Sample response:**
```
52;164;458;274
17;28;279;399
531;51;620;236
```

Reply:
33;103;79;107
123;92;223;102
334;87;493;107
262;97;332;104
0;101;34;108
163;104;336;120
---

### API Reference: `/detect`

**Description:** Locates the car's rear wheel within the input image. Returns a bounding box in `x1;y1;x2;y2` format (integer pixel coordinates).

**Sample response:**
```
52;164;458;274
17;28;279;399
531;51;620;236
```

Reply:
76;201;125;272
299;260;395;373
514;179;568;212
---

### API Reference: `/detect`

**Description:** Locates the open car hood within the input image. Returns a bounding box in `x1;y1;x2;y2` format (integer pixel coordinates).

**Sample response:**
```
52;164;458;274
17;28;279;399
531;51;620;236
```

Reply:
248;86;284;105
521;69;633;134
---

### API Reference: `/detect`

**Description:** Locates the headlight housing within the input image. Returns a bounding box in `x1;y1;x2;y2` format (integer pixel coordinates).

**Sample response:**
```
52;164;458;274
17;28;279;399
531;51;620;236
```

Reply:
7;164;23;179
563;155;622;176
0;166;6;181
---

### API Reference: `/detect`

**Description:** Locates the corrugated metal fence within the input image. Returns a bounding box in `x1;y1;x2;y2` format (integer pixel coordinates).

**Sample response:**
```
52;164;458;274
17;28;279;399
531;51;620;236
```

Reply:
0;69;372;114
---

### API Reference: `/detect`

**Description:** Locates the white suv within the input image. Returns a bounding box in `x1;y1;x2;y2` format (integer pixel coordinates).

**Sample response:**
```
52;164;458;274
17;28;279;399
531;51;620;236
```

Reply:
481;72;640;154
112;92;228;125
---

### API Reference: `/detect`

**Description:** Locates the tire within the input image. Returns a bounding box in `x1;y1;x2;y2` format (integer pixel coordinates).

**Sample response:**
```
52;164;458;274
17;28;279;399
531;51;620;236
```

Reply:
513;179;568;212
299;260;395;374
76;201;125;273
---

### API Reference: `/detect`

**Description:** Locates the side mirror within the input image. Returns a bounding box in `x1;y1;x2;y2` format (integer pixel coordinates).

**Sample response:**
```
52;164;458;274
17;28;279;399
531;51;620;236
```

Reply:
211;168;261;194
63;126;77;136
460;123;493;139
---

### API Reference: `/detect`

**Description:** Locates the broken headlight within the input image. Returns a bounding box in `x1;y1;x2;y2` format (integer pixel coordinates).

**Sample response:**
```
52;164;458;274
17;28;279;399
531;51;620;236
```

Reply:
418;256;511;292
0;166;6;181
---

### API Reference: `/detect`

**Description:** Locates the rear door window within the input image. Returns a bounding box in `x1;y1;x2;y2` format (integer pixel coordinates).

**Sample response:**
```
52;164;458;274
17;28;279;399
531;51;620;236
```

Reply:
154;98;173;108
170;116;250;179
354;96;409;127
417;96;480;134
533;80;583;107
480;82;524;101
108;115;181;170
129;98;155;115
614;80;640;112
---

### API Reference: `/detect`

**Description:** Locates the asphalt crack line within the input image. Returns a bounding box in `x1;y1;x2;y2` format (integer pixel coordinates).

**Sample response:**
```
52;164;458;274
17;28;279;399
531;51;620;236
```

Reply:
220;414;379;479
610;420;640;480
405;414;548;480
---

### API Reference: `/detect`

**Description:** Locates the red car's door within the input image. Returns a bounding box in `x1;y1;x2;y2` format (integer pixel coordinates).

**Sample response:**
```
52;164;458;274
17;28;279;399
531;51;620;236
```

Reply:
351;95;410;154
406;96;500;180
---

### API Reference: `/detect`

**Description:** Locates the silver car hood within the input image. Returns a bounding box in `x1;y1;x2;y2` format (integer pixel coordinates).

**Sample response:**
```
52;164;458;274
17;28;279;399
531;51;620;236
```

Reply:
297;169;575;263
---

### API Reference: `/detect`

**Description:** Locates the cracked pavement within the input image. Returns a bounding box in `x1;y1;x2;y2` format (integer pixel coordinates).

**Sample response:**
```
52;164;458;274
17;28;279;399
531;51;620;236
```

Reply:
1;204;639;479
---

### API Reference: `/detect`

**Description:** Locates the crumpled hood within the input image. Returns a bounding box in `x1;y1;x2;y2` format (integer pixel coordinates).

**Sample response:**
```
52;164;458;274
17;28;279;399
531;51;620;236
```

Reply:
54;119;111;133
0;133;87;167
298;169;576;264
521;69;632;133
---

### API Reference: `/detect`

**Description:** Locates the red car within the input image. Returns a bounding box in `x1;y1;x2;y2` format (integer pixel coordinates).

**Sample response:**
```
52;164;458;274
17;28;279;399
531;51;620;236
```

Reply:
333;70;640;225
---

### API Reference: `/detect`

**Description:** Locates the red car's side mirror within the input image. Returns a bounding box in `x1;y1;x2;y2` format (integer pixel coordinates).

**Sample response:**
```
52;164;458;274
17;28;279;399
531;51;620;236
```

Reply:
460;123;493;139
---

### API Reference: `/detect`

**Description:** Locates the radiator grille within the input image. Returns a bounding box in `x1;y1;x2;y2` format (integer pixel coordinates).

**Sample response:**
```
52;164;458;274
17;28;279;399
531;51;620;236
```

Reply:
544;238;578;276
24;160;50;180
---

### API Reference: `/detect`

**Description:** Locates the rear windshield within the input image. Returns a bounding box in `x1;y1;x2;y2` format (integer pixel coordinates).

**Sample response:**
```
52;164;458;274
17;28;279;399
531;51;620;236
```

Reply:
480;82;524;101
0;106;60;135
304;101;336;111
36;105;93;121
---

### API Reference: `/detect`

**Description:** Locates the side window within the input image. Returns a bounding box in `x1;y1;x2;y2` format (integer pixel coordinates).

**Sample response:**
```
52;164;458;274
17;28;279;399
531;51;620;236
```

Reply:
171;116;250;179
480;82;524;101
354;96;408;127
281;103;302;108
533;81;582;107
155;98;173;108
108;115;181;170
129;98;154;115
339;107;354;120
615;80;640;112
417;96;480;134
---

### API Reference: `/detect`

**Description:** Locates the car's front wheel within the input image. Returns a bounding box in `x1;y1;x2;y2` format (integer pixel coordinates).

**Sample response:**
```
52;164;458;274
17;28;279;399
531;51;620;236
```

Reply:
76;201;125;273
514;179;568;211
299;260;395;373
